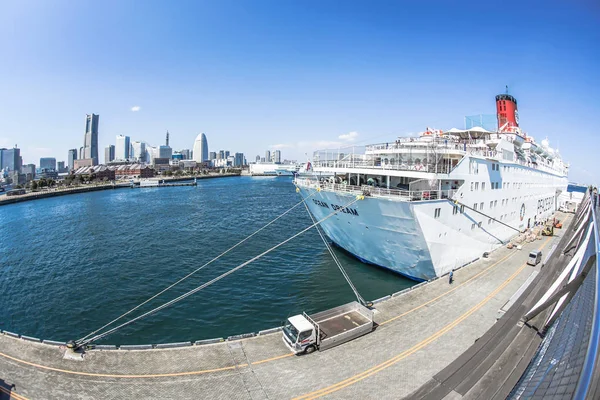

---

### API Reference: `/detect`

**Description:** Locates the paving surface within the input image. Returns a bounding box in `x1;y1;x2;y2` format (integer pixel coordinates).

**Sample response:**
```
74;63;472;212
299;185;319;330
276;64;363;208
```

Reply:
0;213;571;400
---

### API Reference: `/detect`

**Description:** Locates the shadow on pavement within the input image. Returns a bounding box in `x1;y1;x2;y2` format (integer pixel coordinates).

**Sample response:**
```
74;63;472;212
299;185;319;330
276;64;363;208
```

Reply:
0;378;16;400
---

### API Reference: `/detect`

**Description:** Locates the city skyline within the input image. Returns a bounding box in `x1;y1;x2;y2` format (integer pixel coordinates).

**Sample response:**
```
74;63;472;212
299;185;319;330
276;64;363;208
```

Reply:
0;1;598;184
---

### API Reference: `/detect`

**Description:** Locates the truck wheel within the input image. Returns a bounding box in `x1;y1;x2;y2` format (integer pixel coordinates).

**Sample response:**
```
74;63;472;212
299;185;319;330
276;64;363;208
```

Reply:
304;345;316;354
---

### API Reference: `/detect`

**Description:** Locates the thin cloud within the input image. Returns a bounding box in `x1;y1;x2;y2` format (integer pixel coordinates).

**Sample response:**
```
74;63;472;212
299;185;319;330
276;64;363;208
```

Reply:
269;143;293;149
131;106;141;112
339;131;359;141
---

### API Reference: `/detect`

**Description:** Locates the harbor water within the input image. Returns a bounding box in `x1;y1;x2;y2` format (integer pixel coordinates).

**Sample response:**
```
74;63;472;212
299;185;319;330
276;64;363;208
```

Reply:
0;177;413;345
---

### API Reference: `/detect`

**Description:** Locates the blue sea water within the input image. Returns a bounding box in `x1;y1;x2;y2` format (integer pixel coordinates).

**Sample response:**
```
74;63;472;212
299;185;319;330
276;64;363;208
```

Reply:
0;177;412;345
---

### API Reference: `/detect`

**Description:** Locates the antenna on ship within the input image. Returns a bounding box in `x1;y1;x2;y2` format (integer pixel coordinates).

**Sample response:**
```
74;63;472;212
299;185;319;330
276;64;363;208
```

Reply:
505;85;509;94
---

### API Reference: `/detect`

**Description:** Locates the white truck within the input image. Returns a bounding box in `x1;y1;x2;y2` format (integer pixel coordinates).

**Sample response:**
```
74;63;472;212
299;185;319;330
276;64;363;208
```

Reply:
282;301;374;354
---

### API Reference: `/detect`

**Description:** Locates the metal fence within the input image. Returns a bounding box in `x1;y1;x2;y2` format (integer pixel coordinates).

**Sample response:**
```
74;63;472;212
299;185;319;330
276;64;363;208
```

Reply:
509;191;600;399
295;178;456;201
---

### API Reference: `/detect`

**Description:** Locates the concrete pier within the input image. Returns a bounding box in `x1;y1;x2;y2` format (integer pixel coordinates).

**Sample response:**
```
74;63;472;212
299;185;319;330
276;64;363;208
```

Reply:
0;213;573;399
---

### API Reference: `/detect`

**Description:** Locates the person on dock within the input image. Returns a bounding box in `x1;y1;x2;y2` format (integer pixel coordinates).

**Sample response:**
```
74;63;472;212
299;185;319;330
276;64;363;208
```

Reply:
449;270;454;284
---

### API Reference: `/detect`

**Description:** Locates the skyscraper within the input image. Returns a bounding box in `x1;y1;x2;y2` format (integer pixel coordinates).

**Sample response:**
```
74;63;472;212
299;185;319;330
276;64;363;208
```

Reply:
0;147;20;172
218;150;225;160
159;145;172;159
224;150;230;158
83;114;99;165
68;149;77;170
40;157;56;170
105;145;115;163
265;150;271;163
193;133;209;163
115;135;130;160
209;152;217;160
131;141;146;162
273;150;281;164
57;161;66;172
234;153;244;167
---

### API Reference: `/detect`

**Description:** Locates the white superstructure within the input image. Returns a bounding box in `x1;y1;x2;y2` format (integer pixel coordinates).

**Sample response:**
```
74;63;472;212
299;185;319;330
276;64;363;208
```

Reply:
295;93;568;281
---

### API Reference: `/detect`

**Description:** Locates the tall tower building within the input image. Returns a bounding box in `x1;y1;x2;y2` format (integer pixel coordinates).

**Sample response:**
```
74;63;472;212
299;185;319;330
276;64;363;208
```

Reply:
273;150;281;164
193;133;209;163
68;149;77;170
40;157;56;170
105;145;115;163
0;147;21;172
166;131;170;146
83;114;99;165
115;135;130;161
265;150;271;163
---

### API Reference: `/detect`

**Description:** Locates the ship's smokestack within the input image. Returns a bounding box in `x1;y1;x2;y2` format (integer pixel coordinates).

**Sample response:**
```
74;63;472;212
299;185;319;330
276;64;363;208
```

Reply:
496;89;519;131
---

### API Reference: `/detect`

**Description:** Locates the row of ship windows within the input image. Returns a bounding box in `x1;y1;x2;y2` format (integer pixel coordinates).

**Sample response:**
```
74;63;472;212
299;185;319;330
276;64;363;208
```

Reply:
471;181;560;191
473;162;560;177
470;212;516;230
434;196;530;219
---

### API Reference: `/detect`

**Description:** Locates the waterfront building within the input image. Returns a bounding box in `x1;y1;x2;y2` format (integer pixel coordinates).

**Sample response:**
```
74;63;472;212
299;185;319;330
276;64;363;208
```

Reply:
273;150;281;164
40;157;56;171
234;152;244;167
192;133;209;163
74;165;116;181
39;168;58;179
225;150;230;158
22;164;35;177
9;171;26;185
105;145;115;163
255;155;260;162
209;151;217;160
260;157;266;163
179;160;197;170
57;161;66;173
109;164;155;179
68;149;77;170
115;135;131;161
172;152;183;160
73;158;94;169
83;114;99;165
218;150;225;160
265;150;271;163
131;141;146;163
180;149;191;160
0;147;21;172
159;145;172;159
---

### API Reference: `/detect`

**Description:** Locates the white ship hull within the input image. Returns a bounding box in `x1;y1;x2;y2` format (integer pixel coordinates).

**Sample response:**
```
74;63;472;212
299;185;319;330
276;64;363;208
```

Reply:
297;155;567;281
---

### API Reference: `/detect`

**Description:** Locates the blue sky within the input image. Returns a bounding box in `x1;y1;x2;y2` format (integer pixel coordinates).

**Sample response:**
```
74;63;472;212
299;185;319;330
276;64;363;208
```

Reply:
0;0;598;184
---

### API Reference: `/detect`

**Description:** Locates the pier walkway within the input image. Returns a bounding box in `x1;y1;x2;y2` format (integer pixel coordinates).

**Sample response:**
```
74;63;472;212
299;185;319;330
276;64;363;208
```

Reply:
0;211;588;399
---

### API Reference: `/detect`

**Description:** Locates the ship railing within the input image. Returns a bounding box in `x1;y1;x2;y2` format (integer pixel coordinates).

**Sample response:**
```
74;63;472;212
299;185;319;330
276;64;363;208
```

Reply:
296;179;456;201
311;159;454;174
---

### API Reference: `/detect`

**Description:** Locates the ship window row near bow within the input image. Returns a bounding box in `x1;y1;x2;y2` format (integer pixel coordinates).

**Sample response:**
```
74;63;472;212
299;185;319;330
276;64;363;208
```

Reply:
471;180;557;191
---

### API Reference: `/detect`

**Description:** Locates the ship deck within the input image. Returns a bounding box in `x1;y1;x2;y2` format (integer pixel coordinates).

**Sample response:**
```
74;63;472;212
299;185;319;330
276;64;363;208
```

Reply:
0;212;580;399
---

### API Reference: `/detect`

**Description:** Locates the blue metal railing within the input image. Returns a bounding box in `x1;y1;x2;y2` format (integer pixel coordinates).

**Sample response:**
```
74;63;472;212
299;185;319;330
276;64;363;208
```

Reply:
574;191;600;399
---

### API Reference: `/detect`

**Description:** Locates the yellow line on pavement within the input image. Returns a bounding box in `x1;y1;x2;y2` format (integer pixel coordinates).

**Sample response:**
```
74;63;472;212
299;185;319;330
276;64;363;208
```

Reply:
0;385;28;400
294;236;553;400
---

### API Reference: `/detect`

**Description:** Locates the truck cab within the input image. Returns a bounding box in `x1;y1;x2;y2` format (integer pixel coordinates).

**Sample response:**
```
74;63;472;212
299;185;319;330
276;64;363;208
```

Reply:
282;315;317;354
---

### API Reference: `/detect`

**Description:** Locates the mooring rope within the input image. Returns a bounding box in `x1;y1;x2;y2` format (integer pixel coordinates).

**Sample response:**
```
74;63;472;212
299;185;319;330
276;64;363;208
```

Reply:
76;190;317;345
302;200;367;306
77;194;362;347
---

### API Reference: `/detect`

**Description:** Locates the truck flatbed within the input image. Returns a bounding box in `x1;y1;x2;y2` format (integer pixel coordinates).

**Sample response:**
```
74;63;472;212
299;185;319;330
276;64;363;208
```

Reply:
315;310;370;339
307;301;374;351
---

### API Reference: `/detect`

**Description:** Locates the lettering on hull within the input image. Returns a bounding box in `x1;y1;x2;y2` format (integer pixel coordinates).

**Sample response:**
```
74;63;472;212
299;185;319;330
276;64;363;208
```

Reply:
312;199;359;216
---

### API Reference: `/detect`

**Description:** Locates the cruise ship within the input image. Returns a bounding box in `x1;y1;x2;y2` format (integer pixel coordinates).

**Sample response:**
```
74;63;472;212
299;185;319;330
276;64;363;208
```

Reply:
295;93;568;281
